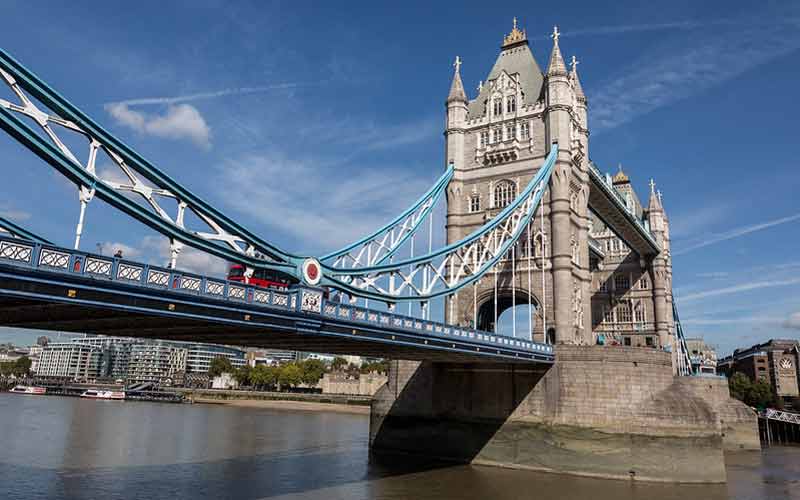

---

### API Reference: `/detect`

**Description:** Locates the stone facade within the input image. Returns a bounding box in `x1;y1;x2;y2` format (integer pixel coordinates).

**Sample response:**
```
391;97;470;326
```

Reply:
444;21;674;355
319;372;388;396
371;348;759;483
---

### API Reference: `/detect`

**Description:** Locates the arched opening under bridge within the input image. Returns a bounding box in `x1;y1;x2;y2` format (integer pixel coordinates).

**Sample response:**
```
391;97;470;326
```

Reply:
476;289;539;338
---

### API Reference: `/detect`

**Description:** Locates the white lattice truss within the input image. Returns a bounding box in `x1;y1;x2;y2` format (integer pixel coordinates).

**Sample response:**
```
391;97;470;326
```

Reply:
330;181;545;300
765;409;800;424
0;68;258;262
329;197;436;269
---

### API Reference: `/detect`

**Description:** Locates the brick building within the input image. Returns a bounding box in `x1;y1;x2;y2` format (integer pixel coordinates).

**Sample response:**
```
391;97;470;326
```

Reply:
718;339;800;406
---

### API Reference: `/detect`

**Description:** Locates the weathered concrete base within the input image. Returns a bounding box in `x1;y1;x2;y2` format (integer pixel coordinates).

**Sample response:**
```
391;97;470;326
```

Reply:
370;346;759;483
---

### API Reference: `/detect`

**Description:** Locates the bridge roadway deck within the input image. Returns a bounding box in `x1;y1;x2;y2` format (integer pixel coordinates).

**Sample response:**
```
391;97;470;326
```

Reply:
0;238;553;364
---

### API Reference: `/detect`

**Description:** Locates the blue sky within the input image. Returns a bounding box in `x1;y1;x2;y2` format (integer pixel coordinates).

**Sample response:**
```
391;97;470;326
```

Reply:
0;0;798;354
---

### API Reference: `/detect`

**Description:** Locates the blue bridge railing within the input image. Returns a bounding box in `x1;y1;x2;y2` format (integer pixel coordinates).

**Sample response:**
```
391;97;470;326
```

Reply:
0;236;553;358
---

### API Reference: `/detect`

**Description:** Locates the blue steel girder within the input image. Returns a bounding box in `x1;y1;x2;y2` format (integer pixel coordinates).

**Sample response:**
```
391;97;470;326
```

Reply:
0;215;51;244
319;147;558;301
0;48;301;272
0;235;554;363
0;47;553;304
321;164;453;269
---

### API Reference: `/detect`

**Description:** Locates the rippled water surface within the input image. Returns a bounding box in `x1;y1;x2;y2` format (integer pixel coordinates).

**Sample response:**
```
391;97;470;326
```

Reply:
0;394;797;500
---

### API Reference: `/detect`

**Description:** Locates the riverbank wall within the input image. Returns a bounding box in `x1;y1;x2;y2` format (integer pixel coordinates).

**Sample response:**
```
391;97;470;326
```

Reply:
370;345;759;483
176;388;373;407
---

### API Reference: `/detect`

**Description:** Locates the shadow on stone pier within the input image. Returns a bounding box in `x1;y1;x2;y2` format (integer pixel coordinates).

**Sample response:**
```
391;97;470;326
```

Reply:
370;346;760;483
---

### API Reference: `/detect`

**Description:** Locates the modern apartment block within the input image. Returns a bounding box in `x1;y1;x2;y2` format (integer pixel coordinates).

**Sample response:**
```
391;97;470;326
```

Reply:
35;342;105;380
126;341;187;385
185;344;245;373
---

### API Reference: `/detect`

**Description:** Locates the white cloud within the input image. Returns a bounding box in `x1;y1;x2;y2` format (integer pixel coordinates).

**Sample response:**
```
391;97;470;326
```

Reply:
97;241;142;259
0;204;31;222
97;237;228;277
105;103;211;149
590;18;800;131
679;278;800;303
141;236;228;277
669;203;730;240
694;271;730;279
784;312;800;331
674;212;800;256
108;83;315;107
217;152;434;253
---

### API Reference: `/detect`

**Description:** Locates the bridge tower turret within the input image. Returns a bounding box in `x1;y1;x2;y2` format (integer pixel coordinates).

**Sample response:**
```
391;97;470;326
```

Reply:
544;27;592;345
443;20;592;344
445;56;468;171
647;182;675;363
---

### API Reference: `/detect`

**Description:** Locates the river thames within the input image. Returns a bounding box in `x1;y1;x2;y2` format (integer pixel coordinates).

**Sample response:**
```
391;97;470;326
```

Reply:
0;394;797;500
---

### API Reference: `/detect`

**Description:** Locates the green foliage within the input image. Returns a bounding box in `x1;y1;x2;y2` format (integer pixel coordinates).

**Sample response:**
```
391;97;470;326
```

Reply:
300;359;326;385
0;356;31;377
278;363;303;388
208;356;234;378
360;360;389;375
331;357;348;371
728;372;777;409
250;364;279;389
234;365;252;386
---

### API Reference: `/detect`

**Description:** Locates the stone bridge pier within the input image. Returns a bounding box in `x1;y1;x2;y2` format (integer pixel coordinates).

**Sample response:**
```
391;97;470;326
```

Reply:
370;346;758;483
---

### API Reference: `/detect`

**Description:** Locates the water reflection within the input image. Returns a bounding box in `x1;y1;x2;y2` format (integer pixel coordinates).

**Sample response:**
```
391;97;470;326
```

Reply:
0;394;796;500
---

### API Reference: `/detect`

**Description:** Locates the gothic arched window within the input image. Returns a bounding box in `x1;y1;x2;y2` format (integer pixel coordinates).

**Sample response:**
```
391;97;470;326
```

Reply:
534;231;547;258
616;300;632;323
493;127;502;143
494;180;516;208
506;95;516;113
469;194;480;213
520;121;530;139
633;301;646;323
505;125;515;142
493;98;502;116
480;131;489;148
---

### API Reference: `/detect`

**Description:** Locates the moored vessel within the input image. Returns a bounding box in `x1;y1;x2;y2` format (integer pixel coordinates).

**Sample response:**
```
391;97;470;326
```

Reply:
9;385;46;395
80;389;125;400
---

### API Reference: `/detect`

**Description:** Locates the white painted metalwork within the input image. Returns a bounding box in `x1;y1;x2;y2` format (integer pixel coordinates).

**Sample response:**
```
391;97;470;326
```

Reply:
147;269;170;287
0;66;283;264
0;241;33;263
327;186;442;270
765;409;800;424
38;248;70;269
205;281;225;296
85;257;112;276
329;179;547;301
116;263;143;281
228;285;246;300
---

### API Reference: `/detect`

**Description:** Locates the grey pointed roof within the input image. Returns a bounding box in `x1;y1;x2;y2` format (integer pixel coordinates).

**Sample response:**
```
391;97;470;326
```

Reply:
467;42;544;118
447;67;467;103
571;63;585;100
546;39;567;76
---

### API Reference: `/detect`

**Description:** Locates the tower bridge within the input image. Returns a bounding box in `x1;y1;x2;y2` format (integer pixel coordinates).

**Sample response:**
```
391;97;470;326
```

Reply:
0;20;758;483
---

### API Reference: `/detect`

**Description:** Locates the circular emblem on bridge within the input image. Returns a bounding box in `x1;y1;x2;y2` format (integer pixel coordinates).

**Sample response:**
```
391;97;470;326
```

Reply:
302;258;322;286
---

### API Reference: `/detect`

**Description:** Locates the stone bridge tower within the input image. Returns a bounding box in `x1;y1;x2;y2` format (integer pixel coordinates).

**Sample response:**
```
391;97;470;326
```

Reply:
444;21;592;345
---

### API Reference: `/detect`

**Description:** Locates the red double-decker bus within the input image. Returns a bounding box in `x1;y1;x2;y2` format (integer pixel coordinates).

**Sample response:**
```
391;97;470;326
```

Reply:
227;264;298;290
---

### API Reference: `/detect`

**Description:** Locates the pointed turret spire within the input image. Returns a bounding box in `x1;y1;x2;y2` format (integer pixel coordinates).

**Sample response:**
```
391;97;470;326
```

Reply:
648;178;663;211
570;55;585;100
447;56;467;104
547;26;567;76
